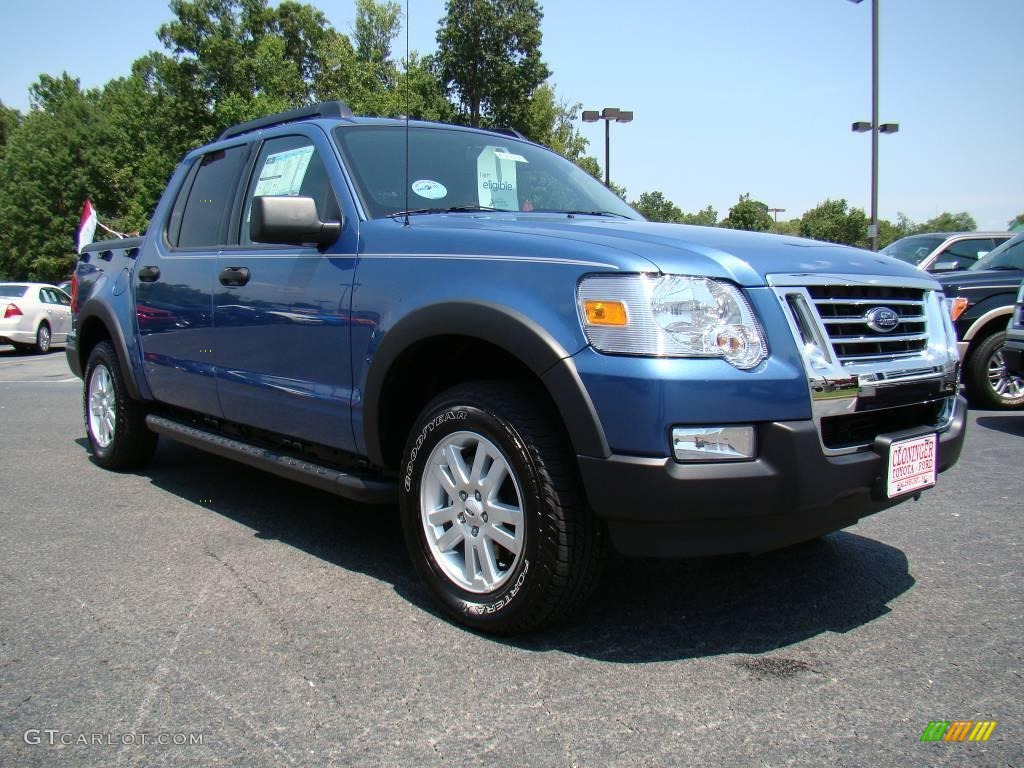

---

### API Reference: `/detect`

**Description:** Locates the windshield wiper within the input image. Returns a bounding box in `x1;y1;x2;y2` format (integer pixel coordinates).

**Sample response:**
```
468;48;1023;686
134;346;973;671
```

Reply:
389;205;500;218
556;210;632;219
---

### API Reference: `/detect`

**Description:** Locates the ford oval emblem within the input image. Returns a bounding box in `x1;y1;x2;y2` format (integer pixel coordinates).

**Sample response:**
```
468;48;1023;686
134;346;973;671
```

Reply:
865;306;900;333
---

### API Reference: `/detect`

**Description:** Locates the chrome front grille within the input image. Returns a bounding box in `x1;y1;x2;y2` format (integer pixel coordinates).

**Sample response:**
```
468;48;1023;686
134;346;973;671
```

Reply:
807;285;929;362
768;273;961;455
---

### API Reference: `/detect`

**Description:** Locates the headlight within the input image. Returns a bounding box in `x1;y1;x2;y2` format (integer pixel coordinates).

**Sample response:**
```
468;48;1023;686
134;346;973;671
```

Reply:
577;274;768;369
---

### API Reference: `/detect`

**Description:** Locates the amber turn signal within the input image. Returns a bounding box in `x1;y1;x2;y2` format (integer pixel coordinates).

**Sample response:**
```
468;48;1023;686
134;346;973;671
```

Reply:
948;297;969;321
583;300;628;326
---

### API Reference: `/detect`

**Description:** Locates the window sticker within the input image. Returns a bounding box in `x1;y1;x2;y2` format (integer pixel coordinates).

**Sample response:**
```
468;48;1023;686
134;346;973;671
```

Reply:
254;146;315;197
412;179;448;200
493;150;528;163
477;146;519;210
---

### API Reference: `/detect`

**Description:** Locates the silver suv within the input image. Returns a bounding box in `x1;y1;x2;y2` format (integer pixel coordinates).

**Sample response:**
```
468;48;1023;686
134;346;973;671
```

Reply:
882;232;1013;273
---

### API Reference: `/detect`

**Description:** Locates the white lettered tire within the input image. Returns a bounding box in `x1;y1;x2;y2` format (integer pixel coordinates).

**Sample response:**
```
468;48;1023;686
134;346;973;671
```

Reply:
399;381;605;634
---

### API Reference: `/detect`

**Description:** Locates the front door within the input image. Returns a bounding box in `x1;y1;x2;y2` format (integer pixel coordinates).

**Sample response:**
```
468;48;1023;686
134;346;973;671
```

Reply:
213;131;358;452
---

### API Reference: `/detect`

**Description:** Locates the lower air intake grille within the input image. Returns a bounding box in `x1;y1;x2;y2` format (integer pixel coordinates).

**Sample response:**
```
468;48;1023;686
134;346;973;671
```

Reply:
821;400;947;449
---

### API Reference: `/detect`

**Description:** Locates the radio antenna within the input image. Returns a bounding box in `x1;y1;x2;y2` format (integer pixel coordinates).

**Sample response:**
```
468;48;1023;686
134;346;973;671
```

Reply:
403;0;410;227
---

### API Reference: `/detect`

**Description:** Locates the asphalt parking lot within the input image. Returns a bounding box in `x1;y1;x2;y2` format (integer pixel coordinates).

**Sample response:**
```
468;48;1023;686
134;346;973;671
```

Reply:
0;346;1020;767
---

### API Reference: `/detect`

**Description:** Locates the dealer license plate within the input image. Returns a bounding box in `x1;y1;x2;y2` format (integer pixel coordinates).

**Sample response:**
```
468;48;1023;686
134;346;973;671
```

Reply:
886;433;937;498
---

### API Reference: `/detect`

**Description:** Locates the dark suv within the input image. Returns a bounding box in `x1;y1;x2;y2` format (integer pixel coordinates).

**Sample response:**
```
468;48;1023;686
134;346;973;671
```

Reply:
940;233;1024;408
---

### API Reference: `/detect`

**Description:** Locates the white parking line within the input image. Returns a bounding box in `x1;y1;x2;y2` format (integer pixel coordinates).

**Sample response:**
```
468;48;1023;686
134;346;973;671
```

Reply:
0;377;79;383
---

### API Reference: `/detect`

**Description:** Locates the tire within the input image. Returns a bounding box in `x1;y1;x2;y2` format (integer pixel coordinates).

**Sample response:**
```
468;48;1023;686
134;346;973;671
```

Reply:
400;381;606;634
965;331;1024;409
34;323;51;354
83;341;158;469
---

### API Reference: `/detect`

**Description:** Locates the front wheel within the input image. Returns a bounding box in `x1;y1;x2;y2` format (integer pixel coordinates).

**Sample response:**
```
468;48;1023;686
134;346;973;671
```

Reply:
83;341;158;469
966;331;1024;409
400;381;605;634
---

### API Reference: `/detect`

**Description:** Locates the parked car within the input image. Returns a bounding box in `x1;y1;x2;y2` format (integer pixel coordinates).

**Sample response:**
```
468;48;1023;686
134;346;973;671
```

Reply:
67;102;966;634
940;233;1024;408
882;232;1013;273
0;283;73;353
1002;279;1024;378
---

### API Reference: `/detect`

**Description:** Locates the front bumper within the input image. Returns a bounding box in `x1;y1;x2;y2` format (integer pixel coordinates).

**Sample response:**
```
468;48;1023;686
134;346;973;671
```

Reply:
1004;337;1024;377
578;395;967;557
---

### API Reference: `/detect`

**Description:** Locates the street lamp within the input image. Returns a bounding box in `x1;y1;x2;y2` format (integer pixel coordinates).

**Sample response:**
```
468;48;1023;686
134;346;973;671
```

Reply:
849;0;899;251
582;107;634;188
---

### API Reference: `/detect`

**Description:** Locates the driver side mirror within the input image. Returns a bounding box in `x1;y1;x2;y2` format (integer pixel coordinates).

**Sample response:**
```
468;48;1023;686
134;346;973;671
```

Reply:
250;196;341;247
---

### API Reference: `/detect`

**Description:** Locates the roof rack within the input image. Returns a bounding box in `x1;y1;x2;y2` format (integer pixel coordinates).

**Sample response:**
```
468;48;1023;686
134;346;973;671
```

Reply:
218;101;354;141
488;127;529;141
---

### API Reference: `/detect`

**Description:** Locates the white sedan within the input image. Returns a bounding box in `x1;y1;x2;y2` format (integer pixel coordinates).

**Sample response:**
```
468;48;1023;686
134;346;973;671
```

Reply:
0;283;73;354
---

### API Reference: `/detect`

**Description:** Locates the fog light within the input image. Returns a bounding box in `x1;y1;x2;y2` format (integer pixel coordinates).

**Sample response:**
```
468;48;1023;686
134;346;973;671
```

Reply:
672;426;756;462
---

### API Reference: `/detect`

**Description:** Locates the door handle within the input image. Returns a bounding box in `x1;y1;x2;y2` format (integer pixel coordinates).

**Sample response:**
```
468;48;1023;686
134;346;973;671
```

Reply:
138;265;161;283
219;267;251;287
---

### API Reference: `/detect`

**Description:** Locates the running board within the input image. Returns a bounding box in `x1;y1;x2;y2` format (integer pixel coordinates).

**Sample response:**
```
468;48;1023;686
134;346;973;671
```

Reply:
145;415;397;505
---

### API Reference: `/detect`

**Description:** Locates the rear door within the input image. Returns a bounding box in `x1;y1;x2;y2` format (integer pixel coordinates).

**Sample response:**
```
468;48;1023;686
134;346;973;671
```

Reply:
135;144;249;416
213;128;359;452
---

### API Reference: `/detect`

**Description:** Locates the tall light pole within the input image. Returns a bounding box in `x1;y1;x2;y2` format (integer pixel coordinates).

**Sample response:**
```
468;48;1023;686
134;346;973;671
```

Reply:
849;0;898;251
768;207;786;223
582;107;634;188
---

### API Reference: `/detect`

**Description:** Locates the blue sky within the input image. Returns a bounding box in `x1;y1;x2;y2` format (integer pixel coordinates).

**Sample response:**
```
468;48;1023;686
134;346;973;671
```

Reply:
1;0;1021;229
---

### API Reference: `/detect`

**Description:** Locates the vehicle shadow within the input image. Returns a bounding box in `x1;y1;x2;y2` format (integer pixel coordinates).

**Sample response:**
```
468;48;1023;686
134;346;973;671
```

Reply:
975;413;1024;437
135;439;915;663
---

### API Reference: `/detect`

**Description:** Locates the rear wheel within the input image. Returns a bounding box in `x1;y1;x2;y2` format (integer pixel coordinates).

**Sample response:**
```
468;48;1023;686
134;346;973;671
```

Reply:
34;323;51;354
400;381;605;634
84;341;158;469
966;331;1024;409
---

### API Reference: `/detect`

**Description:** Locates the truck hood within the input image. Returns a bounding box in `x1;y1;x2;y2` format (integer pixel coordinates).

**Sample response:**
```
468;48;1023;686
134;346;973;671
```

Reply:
386;214;934;287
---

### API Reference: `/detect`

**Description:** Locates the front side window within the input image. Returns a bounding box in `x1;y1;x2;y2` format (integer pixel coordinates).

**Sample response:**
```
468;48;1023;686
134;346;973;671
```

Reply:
241;136;338;246
333;125;640;220
176;145;248;248
880;235;945;265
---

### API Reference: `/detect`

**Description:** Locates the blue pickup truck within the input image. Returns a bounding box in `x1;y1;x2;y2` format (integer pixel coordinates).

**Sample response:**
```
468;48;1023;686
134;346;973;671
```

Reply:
68;102;966;633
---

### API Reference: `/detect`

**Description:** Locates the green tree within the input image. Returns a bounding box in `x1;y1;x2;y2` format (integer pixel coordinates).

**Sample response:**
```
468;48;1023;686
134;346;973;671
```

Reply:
772;218;801;237
632;191;683;223
0;100;22;151
919;211;977;233
1009;212;1024;231
798;198;867;246
720;193;772;232
355;0;401;88
682;205;717;227
0;75;104;281
437;0;550;132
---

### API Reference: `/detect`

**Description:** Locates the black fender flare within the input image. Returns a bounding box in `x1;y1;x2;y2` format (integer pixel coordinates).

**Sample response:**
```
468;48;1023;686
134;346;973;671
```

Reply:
362;301;610;465
76;302;144;401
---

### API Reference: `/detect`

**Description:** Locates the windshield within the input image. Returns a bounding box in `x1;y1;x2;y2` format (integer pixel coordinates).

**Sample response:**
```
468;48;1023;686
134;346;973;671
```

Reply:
970;235;1024;271
333;125;640;220
0;285;29;298
880;235;945;265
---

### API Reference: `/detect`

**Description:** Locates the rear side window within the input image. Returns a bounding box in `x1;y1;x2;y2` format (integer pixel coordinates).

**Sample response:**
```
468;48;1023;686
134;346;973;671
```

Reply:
176;145;248;248
0;285;28;298
943;238;996;265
